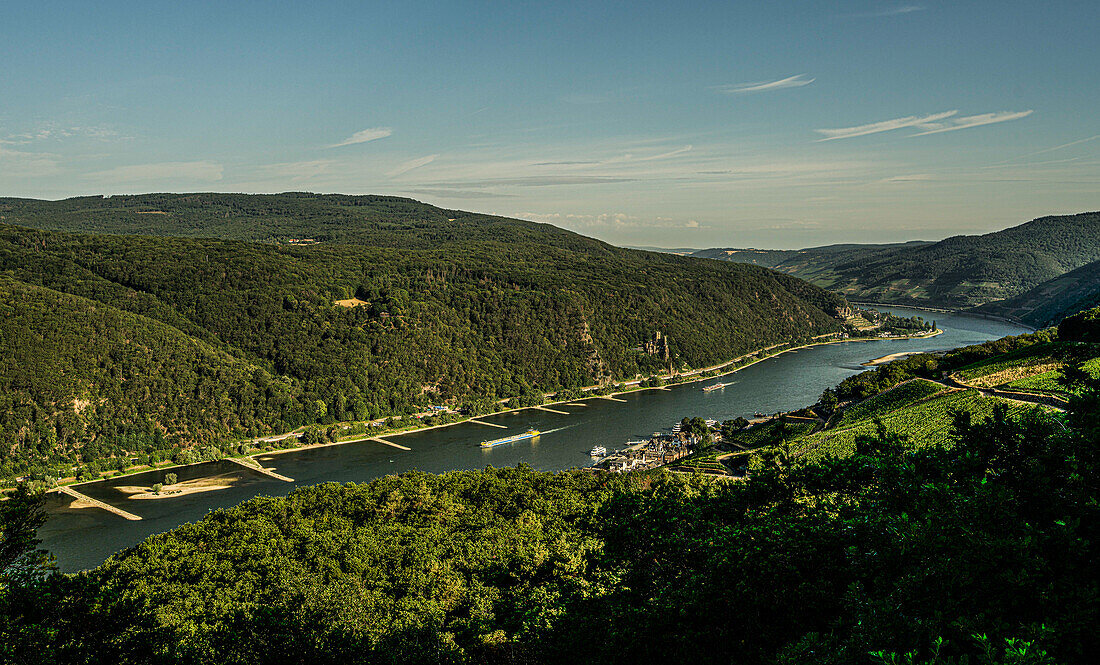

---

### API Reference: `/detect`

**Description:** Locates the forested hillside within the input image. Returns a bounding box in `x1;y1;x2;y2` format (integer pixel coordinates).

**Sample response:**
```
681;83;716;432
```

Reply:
694;212;1100;309
2;343;1095;664
976;258;1100;327
0;196;846;482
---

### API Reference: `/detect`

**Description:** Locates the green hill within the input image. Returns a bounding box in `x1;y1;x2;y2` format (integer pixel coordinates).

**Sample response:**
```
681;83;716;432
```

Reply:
694;212;1100;310
0;195;847;482
975;258;1100;327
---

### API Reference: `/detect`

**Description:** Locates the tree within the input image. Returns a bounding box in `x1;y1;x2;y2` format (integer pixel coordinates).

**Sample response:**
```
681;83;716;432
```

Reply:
0;485;51;585
164;473;178;486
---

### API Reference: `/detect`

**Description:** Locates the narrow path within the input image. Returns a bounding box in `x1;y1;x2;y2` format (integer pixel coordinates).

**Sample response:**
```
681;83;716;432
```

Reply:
467;419;508;428
58;486;142;521
228;457;294;482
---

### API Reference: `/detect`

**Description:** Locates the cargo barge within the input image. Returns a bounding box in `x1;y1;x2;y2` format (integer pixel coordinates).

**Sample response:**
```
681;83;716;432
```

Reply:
480;429;541;448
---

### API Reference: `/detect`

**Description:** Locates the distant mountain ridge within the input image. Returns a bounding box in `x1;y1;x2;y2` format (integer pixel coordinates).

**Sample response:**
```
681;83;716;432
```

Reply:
693;212;1100;312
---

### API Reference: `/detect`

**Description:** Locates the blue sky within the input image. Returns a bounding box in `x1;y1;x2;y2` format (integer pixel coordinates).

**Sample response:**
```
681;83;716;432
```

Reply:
1;1;1097;247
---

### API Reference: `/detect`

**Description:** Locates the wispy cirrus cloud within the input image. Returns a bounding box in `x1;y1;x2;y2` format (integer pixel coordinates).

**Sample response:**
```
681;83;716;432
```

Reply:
329;127;392;148
713;74;815;95
815;109;1032;141
815;111;959;141
387;154;437;177
848;5;925;18
910;110;1034;135
602;145;693;164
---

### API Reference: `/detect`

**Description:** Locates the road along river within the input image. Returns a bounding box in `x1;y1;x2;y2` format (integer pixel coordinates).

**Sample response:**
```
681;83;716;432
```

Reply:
39;307;1029;571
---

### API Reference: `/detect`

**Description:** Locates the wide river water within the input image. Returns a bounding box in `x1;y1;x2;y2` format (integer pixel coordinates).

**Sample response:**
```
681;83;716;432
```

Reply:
40;307;1029;571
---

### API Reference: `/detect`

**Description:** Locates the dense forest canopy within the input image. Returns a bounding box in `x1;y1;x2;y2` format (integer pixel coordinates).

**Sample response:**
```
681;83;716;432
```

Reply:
0;195;846;482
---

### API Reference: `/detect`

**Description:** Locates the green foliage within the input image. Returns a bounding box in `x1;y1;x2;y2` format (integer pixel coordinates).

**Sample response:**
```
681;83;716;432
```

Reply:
1058;304;1100;343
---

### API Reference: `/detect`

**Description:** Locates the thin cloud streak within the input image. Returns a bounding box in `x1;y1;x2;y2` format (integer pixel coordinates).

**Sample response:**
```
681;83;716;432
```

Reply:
329;127;393;148
1023;134;1100;157
714;74;815;94
849;5;925;18
387;154;437;177
815;111;958;141
911;110;1033;135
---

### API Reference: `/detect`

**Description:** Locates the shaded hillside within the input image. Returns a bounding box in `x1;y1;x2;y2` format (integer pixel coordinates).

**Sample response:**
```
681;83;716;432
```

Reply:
694;213;1100;309
976;258;1100;327
0;210;845;481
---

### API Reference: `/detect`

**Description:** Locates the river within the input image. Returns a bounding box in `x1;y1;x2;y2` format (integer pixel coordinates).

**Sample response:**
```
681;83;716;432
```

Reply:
39;307;1030;571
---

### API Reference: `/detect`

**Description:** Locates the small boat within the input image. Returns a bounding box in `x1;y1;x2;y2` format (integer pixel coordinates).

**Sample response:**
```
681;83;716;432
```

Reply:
480;429;540;449
589;446;607;456
702;382;729;392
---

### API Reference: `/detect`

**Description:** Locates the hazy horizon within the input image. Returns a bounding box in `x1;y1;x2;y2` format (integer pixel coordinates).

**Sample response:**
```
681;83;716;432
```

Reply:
2;1;1097;247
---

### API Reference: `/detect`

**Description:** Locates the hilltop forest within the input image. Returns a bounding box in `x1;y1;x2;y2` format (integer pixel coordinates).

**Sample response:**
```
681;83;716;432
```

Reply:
0;194;846;483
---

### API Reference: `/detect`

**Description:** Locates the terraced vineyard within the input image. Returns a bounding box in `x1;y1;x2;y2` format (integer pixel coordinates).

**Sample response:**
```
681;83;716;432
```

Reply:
726;419;817;450
835;378;945;428
954;342;1065;387
793;389;1038;463
676;448;728;473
